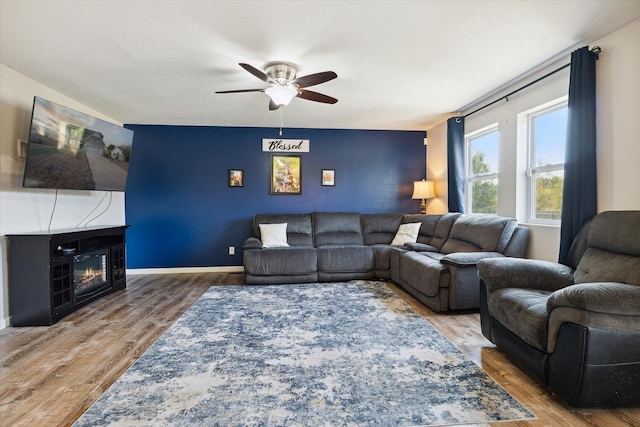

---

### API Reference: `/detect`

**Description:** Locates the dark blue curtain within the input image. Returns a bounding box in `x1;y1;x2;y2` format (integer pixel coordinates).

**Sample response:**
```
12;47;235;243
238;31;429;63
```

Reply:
447;117;465;213
558;46;598;265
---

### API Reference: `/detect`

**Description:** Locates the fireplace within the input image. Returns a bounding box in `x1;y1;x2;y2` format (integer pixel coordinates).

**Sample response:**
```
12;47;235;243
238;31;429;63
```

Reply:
74;249;109;301
7;225;127;326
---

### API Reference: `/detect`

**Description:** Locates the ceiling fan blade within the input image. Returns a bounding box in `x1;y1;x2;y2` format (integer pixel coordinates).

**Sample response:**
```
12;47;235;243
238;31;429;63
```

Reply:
294;71;337;88
297;89;338;104
269;99;280;110
215;88;265;94
239;63;270;82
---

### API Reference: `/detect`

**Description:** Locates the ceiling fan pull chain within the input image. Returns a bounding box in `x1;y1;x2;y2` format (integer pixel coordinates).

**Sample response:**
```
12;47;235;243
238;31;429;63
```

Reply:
279;108;284;136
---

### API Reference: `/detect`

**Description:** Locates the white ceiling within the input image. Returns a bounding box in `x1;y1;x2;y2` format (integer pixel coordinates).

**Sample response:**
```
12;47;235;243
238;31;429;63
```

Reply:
2;1;639;131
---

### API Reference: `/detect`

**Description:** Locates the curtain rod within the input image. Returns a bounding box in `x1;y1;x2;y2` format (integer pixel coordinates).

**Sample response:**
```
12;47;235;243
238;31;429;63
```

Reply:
463;46;601;118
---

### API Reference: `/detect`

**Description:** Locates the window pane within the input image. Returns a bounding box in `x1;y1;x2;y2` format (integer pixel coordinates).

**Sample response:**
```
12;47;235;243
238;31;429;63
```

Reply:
534;170;563;220
532;107;567;166
470;131;498;176
472;178;498;214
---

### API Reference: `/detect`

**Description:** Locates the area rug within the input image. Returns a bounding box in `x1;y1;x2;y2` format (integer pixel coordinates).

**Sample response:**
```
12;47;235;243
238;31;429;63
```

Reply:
74;281;534;426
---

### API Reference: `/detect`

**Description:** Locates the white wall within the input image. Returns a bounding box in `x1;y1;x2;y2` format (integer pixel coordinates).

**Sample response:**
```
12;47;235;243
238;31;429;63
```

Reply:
595;19;640;211
0;64;127;329
427;18;640;261
426;121;448;215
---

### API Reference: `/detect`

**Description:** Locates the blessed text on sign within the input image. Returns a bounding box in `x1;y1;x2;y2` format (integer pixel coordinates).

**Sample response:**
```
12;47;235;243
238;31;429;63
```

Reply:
262;139;310;153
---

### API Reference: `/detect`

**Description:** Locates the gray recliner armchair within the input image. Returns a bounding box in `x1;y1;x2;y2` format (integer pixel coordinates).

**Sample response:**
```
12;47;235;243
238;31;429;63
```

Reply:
478;211;640;407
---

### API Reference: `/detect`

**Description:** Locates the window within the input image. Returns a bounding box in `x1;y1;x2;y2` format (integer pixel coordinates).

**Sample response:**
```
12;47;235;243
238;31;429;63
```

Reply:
465;125;499;214
526;98;568;223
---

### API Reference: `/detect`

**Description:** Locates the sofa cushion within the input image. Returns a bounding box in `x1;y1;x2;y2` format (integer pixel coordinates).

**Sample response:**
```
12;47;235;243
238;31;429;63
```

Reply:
317;245;374;273
399;251;449;297
574;211;640;285
502;226;530;258
253;214;313;247
587;210;640;256
371;244;396;272
575;248;640;286
258;223;289;247
244;246;317;276
441;215;517;254
313;212;364;246
361;213;403;245
489;288;551;352
431;213;461;249
402;214;440;246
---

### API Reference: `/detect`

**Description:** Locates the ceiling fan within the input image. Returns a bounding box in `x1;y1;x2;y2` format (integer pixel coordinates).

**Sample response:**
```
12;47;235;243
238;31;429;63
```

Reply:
216;62;338;110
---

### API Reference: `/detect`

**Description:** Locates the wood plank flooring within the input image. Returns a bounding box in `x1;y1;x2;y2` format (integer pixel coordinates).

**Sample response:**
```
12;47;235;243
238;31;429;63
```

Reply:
1;273;638;426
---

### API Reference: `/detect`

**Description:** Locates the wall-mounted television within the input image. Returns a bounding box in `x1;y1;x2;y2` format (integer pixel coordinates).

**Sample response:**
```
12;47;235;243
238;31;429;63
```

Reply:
23;96;134;191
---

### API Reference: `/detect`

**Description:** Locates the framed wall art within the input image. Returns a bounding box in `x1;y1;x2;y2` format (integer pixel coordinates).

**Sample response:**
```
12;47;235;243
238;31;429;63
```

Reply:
321;169;335;186
271;155;301;195
229;169;243;187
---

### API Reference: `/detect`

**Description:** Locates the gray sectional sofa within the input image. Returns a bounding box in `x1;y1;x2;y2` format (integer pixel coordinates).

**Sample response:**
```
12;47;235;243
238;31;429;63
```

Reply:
243;211;529;312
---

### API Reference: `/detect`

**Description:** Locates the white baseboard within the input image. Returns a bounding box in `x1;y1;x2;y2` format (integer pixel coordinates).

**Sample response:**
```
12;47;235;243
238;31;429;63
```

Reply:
127;266;244;275
0;316;10;330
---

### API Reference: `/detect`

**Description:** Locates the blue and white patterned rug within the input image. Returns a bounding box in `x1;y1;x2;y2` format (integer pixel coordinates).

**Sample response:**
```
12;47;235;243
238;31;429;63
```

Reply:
74;281;534;426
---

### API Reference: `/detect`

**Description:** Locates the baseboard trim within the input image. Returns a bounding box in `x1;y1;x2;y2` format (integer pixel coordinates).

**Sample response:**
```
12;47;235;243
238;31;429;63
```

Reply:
127;266;244;275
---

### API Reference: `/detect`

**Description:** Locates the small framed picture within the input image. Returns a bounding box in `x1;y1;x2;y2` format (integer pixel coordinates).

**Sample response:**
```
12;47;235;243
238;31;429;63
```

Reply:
229;169;243;187
271;155;302;195
321;169;335;186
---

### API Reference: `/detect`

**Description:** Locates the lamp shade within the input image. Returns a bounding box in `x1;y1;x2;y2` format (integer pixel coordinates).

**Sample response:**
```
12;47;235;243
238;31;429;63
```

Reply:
265;85;298;106
412;180;435;200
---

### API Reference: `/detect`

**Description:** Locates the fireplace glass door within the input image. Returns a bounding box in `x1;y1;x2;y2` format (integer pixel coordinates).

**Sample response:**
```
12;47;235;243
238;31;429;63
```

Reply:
73;249;109;299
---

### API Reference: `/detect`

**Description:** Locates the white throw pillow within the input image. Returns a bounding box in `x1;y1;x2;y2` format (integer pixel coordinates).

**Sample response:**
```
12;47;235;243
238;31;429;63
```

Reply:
391;223;421;246
259;223;289;247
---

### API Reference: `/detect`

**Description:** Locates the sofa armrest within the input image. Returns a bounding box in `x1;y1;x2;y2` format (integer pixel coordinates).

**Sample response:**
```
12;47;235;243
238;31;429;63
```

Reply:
548;282;640;316
546;282;640;353
404;242;438;252
477;257;574;293
242;237;263;250
440;251;504;267
442;252;505;311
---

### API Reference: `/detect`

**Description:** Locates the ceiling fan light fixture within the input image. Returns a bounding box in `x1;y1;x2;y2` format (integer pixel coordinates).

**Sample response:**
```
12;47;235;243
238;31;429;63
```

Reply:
265;85;298;106
217;62;337;109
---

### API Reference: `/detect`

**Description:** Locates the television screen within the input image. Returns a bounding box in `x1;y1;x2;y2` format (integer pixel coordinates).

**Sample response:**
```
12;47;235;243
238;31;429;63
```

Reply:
23;96;134;191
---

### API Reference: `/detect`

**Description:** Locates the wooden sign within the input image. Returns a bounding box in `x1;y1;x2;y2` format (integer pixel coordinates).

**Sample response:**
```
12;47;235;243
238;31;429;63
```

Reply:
262;139;310;153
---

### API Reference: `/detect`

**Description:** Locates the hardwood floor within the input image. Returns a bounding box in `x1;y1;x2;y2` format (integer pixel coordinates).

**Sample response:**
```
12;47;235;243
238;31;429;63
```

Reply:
1;273;638;426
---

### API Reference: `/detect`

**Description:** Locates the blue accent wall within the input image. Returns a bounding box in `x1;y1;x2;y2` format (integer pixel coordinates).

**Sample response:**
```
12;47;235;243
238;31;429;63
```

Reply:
124;125;426;269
